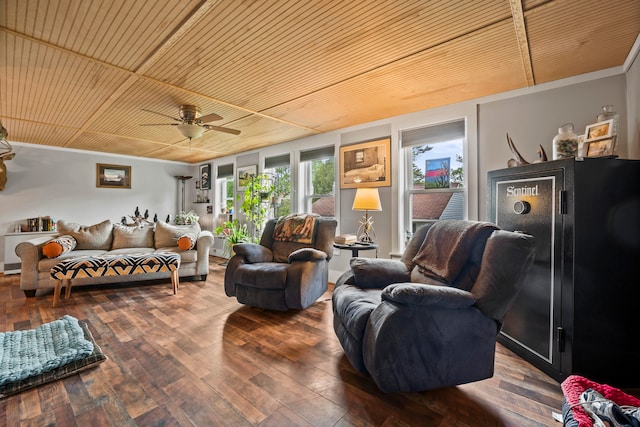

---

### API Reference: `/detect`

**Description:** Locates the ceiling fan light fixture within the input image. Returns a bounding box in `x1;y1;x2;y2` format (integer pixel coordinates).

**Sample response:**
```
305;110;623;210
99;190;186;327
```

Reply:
177;123;205;139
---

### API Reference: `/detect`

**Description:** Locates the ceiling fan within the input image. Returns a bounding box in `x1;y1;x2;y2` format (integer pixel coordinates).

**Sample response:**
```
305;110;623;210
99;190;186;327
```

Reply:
140;104;241;140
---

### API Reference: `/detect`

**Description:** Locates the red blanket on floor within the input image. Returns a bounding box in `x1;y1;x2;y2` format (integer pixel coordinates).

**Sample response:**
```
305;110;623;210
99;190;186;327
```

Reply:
561;375;640;426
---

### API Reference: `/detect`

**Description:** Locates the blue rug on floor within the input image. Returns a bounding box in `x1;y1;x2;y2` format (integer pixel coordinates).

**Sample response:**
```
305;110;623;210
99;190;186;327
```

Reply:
0;315;94;386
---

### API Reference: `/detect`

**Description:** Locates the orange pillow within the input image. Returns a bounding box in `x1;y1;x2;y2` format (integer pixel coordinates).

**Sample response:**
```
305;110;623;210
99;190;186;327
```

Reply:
42;235;77;258
177;234;196;251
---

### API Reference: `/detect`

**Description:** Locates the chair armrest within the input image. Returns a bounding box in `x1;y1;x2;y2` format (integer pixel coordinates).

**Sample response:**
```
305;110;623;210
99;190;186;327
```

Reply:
382;282;476;309
288;248;327;262
233;243;273;263
195;231;214;252
350;258;411;289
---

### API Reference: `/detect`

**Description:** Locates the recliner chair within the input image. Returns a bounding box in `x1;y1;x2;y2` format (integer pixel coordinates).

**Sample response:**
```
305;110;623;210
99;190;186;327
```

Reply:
332;220;535;393
224;214;337;311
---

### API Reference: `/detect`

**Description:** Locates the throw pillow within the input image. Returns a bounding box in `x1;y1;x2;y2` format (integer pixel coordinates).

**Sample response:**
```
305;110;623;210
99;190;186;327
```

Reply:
155;221;201;249
42;235;77;258
56;219;114;251
177;234;196;251
112;224;154;249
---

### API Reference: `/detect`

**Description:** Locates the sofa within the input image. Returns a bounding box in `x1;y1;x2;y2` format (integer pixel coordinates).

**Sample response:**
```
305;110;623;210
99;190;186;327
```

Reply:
15;219;214;297
332;220;536;393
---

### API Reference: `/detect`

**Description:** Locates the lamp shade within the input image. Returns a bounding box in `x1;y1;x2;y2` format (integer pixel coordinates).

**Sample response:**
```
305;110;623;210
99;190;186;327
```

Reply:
177;123;205;139
352;188;382;211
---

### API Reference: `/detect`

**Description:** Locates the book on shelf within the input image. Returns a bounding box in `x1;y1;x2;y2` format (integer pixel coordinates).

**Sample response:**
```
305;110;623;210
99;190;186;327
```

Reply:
334;234;357;244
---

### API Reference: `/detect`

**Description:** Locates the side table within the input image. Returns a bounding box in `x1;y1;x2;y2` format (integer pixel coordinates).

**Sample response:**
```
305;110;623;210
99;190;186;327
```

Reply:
333;242;378;258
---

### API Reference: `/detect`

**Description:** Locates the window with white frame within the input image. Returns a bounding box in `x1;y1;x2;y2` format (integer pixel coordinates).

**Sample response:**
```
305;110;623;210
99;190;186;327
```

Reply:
299;146;335;216
263;153;291;219
402;120;466;241
216;163;234;217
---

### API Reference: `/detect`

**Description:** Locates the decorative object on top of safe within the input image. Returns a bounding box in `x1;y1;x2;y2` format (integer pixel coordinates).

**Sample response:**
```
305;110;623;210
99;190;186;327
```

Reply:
506;133;530;167
596;105;618;136
552;123;579;160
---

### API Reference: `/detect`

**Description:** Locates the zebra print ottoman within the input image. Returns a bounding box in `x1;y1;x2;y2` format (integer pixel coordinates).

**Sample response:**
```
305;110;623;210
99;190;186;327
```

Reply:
50;252;181;306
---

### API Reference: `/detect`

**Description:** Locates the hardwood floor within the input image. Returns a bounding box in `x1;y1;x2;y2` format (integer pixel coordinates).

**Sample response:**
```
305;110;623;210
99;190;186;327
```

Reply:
1;258;567;426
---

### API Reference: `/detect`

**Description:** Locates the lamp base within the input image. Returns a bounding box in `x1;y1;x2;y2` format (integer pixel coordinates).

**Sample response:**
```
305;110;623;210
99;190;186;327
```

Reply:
357;235;375;244
356;213;376;244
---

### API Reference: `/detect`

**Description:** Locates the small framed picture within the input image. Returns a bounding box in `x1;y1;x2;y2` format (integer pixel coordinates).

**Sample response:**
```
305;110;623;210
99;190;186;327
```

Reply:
96;163;131;189
339;137;391;188
586;137;616;158
237;164;257;190
200;164;211;189
584;120;613;141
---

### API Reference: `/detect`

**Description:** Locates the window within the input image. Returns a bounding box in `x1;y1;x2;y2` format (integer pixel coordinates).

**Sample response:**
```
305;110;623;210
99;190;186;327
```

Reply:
216;163;234;215
264;154;291;219
402;120;466;240
300;146;335;216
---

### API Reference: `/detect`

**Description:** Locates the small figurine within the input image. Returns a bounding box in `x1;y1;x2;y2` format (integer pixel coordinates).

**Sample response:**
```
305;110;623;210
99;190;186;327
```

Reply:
135;206;140;217
153;213;158;222
166;214;171;223
533;145;548;163
144;209;149;219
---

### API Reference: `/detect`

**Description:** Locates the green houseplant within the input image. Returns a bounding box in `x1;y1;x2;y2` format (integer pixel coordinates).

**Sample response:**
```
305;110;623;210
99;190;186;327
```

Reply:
240;173;273;242
215;219;251;258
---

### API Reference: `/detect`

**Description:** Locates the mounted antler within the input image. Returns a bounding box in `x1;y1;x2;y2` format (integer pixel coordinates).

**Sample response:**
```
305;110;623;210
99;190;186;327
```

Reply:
506;133;530;167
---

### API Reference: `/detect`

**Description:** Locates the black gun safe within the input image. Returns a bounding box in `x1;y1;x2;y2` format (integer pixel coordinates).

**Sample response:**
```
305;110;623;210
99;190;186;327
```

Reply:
488;157;640;386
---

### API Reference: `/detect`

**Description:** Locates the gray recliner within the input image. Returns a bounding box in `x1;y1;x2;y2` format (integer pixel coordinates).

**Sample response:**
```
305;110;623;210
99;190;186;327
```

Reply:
332;220;536;393
224;215;337;311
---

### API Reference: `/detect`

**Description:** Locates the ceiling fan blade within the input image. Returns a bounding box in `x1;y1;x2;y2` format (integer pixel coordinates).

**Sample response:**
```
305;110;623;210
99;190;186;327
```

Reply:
141;108;182;123
198;112;223;123
139;123;179;126
203;124;241;135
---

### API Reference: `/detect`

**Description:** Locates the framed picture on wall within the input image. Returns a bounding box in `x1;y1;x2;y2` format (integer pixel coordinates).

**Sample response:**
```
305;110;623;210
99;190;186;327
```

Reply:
237;164;257;190
96;163;131;189
200;164;211;189
339;137;391;189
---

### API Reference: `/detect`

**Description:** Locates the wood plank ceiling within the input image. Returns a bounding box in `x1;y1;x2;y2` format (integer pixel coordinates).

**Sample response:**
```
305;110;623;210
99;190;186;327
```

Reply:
1;0;639;163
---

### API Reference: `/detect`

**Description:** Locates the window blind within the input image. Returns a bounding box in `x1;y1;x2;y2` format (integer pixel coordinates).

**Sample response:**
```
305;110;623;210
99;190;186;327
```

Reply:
217;163;234;178
401;120;465;147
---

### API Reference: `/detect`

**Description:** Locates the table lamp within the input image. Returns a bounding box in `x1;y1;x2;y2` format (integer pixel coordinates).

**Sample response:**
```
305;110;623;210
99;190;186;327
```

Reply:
352;188;382;243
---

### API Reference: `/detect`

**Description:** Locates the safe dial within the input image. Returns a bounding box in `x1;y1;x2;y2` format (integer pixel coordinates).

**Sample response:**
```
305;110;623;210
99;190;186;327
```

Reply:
513;200;531;215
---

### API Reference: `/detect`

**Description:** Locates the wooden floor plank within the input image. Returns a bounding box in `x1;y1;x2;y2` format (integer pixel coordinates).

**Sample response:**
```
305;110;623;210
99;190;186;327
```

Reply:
0;257;606;426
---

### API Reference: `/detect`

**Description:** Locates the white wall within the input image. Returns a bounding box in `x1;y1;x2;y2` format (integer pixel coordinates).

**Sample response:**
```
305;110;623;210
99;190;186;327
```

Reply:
0;144;193;269
2;63;637;280
477;74;629;219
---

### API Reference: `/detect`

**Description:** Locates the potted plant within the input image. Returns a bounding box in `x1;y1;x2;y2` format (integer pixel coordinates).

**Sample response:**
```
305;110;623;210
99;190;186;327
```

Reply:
215;219;251;258
240;173;273;242
175;210;199;225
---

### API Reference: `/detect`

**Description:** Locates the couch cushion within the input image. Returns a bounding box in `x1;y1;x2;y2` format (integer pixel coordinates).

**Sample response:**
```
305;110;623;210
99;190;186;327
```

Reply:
57;219;114;251
155;247;198;263
154;221;201;249
42;235;77;258
107;248;155;256
112;224;154;249
233;263;289;290
38;250;107;272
